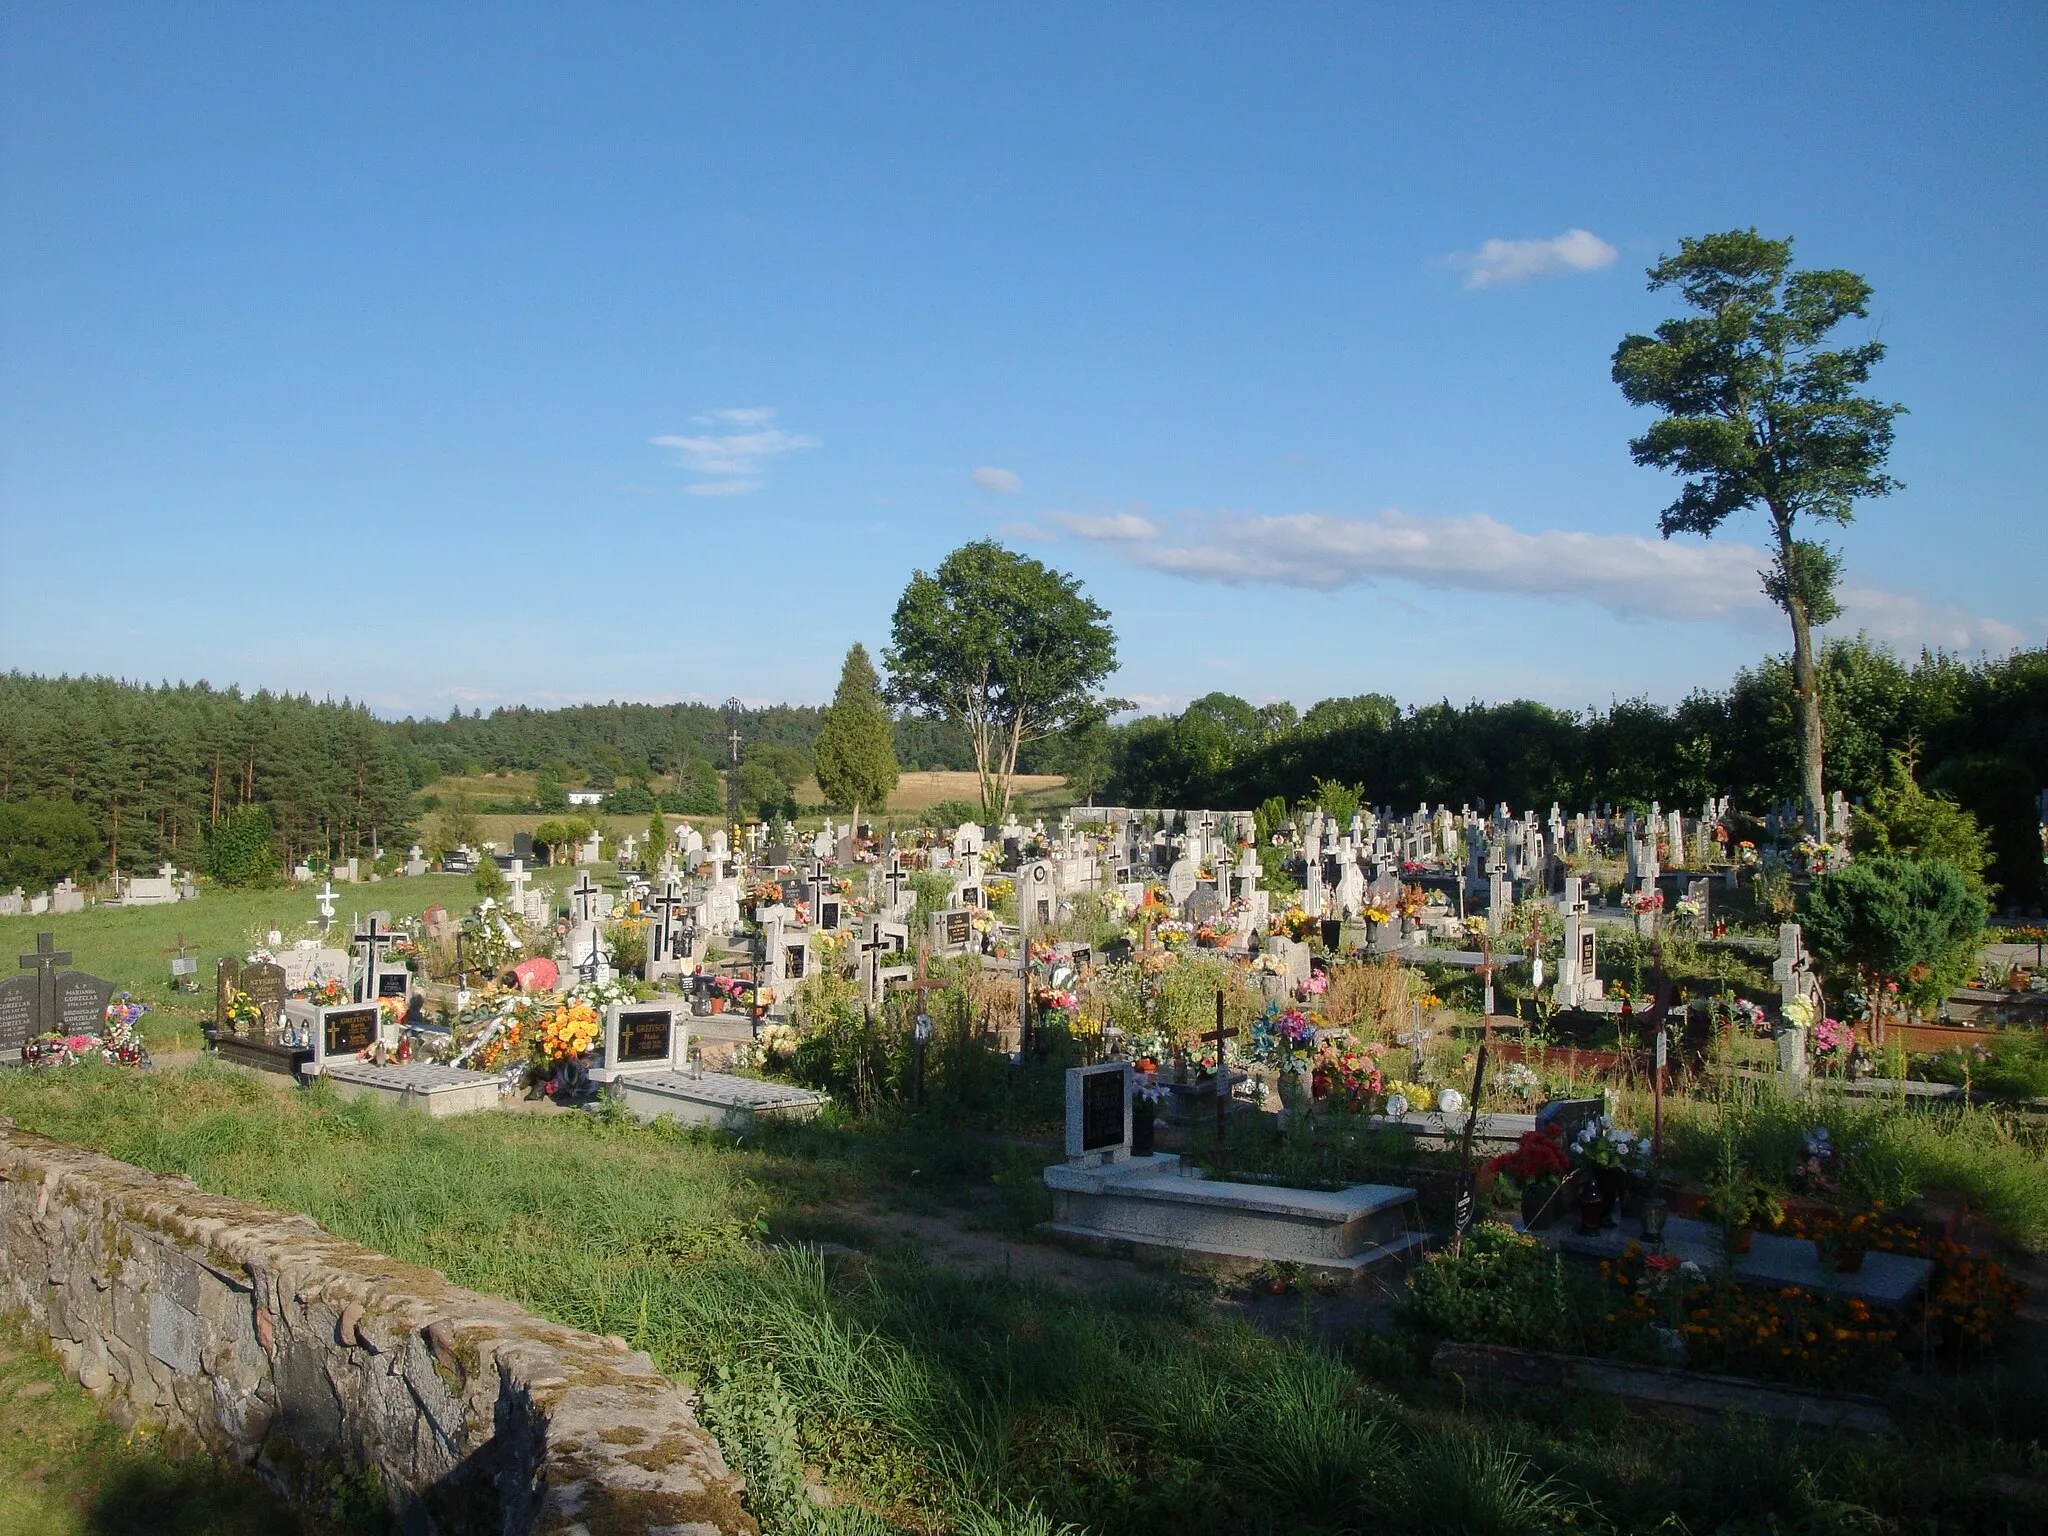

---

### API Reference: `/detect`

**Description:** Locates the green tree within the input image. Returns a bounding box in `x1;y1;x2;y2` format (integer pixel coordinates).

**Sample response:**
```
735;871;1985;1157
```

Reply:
0;798;101;888
885;540;1118;819
646;811;667;865
531;818;571;864
1613;230;1905;824
535;773;569;813
206;804;275;889
1804;856;1985;1019
431;796;480;860
1301;693;1399;736
813;643;900;827
1854;752;1994;898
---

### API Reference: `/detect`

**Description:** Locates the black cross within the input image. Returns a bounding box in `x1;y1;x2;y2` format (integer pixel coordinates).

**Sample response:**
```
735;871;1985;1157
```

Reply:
350;917;399;1003
21;932;71;1029
570;871;599;919
884;856;907;911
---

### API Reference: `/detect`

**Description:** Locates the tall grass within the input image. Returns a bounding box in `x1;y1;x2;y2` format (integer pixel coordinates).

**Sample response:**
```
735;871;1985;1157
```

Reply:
1638;1078;2048;1248
1;1064;2038;1534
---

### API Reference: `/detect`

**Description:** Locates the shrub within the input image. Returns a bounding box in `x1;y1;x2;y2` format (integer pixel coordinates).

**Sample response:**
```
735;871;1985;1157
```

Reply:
205;805;275;888
1804;855;1986;1012
1402;1223;1586;1352
0;796;101;887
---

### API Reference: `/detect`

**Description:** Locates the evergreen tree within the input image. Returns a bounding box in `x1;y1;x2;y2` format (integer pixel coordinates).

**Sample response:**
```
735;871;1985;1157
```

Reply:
814;644;899;828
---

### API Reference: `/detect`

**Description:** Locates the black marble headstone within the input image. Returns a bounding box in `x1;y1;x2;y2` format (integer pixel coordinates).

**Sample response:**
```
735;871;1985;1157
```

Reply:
0;974;37;1058
322;1005;379;1057
1080;1069;1126;1152
615;1008;673;1064
54;972;114;1035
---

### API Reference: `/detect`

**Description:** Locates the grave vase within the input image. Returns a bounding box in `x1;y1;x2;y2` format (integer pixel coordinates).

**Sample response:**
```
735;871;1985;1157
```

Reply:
1521;1178;1567;1231
1131;1098;1156;1156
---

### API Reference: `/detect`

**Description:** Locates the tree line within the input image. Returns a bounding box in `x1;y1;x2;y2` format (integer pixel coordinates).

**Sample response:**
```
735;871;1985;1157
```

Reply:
0;675;412;888
1096;638;2048;907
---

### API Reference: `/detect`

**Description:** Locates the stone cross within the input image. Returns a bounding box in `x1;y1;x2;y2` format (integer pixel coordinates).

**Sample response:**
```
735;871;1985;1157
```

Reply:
505;859;531;912
19;932;71;1033
315;881;338;928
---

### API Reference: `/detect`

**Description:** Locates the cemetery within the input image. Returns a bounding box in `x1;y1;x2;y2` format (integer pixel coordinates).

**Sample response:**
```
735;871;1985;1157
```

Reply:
1;65;2044;1524
3;750;2046;1534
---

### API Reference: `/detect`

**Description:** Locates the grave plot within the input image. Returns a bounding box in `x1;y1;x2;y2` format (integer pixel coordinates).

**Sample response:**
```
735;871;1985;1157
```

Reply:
589;999;827;1127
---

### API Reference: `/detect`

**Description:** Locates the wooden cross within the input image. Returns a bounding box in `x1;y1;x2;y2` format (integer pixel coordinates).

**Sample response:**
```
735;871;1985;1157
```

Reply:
20;932;71;1028
1207;989;1239;1144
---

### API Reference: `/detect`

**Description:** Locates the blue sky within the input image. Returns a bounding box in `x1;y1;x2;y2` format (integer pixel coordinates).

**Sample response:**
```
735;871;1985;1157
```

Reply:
2;4;2041;719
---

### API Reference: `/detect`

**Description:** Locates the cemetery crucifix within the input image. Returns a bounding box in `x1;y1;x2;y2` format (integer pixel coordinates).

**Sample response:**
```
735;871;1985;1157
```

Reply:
349;917;399;1003
20;932;71;1031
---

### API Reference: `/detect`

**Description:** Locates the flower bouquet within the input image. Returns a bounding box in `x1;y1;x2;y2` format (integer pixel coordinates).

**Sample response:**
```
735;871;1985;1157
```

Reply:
1310;1040;1383;1114
1484;1128;1572;1228
1811;1016;1854;1074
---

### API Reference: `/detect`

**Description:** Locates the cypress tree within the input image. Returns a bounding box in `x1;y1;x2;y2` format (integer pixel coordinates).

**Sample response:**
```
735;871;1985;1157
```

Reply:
814;644;899;830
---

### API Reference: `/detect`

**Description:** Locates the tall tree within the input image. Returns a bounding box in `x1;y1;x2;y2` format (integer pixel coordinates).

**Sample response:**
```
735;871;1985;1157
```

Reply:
885;540;1118;820
1612;230;1904;822
813;643;899;830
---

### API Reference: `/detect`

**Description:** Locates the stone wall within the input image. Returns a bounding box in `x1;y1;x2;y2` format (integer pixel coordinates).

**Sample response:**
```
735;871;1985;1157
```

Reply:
0;1122;754;1534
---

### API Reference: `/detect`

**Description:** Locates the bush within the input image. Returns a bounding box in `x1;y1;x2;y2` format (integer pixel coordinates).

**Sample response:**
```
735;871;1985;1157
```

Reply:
1804;856;1986;1012
605;785;656;815
1402;1223;1587;1352
0;797;100;888
205;805;276;888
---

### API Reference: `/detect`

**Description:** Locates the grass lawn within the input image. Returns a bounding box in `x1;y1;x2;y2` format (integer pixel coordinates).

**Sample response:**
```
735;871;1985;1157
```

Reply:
2;1063;2043;1535
0;1321;311;1536
0;875;482;1053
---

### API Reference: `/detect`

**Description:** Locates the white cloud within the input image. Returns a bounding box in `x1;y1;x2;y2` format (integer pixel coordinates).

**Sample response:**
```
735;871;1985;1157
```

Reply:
1448;228;1617;289
1066;507;1767;621
1061;505;2029;649
651;408;818;495
1832;588;2030;654
1049;510;1159;542
972;465;1022;494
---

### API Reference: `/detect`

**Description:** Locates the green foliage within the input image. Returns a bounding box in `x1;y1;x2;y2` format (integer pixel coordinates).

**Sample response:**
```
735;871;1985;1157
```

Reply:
1803;855;1986;1009
885;540;1117;819
0;797;101;888
473;857;505;901
0;675;412;877
737;760;798;823
646;812;666;861
534;773;569;813
430;796;480;860
919;799;982;829
813;644;899;816
204;805;275;889
1403;1223;1585;1352
664;756;723;816
1855;752;1994;896
531;818;571;859
1311;776;1363;830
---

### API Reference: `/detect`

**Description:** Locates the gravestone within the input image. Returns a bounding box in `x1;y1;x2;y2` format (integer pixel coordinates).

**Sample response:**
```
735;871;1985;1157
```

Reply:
241;961;288;1037
592;1002;686;1083
1018;861;1058;934
1165;857;1198;908
1064;1062;1132;1164
312;1002;382;1070
54;971;115;1036
0;973;38;1061
930;907;975;955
